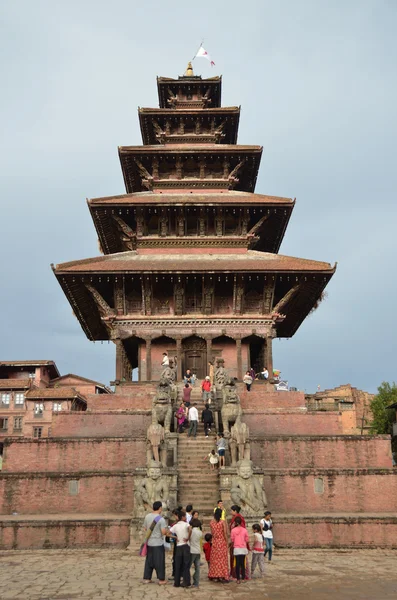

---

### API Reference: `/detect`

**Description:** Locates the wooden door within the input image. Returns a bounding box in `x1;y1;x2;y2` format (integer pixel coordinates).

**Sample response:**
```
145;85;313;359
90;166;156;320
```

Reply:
184;351;205;379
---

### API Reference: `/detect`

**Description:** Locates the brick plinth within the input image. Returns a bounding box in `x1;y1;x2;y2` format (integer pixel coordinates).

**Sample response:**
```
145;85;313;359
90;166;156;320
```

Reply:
250;435;392;469
0;472;134;514
239;387;306;409
50;412;150;438
2;437;146;473
0;515;130;550
244;411;343;435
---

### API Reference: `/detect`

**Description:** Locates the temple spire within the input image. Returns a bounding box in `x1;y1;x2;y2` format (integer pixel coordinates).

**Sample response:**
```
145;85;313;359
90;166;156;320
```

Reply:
184;61;194;77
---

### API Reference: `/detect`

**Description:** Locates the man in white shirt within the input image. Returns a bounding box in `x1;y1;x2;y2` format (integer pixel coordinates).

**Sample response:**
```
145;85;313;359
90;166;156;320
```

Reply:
188;403;199;438
161;353;169;367
261;367;269;380
169;510;191;588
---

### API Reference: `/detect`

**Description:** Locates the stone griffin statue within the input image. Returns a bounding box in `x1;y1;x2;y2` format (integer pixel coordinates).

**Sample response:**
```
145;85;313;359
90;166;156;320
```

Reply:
230;459;267;517
152;375;173;433
214;358;228;389
221;378;242;434
134;461;170;517
229;417;250;465
146;412;166;467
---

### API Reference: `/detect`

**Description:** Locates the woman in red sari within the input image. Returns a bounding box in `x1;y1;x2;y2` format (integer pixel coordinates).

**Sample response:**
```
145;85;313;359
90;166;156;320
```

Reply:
229;505;250;580
208;508;229;583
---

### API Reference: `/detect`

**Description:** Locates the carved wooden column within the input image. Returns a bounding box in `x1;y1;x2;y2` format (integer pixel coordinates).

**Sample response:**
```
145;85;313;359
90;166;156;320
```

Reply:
236;337;242;381
136;208;144;238
206;338;212;374
146;338;152;381
114;279;124;316
199;208;206;237
115;340;124;381
265;335;274;382
144;277;152;316
176;338;182;381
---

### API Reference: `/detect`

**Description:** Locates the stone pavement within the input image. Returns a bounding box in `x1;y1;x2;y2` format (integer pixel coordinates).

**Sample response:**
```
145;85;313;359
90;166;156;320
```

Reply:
0;548;396;599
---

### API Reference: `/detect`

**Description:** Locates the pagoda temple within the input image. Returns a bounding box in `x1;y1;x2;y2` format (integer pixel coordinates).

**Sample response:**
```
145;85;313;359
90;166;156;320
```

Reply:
53;63;335;384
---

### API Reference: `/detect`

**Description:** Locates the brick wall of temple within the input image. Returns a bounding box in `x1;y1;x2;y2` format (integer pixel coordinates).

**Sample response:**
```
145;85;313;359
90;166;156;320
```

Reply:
263;469;397;513
2;437;147;473
50;412;150;438
0;473;134;514
243;411;344;435
250;435;392;469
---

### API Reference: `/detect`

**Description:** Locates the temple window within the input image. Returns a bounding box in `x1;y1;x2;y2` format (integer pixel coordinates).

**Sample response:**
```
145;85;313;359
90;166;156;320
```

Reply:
1;393;10;407
33;427;43;438
34;403;44;417
53;403;62;412
13;417;22;431
0;418;8;431
14;393;25;406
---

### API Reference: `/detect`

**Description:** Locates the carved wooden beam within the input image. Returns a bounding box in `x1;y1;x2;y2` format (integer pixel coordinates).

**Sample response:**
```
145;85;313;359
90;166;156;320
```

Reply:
247;214;269;235
272;283;300;315
228;159;245;181
263;280;276;314
112;215;136;250
85;284;115;318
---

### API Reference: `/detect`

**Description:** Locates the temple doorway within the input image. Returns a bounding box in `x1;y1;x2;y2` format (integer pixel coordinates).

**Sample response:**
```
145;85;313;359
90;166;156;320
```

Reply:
182;336;207;379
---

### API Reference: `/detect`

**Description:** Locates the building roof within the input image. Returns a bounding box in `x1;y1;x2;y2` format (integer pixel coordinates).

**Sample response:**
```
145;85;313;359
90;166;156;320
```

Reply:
49;374;112;393
25;387;87;403
0;379;31;390
156;74;222;108
55;250;335;274
88;190;294;206
0;360;60;378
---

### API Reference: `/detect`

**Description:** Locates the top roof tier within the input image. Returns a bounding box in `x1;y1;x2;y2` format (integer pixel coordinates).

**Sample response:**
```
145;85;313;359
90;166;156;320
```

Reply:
156;72;222;109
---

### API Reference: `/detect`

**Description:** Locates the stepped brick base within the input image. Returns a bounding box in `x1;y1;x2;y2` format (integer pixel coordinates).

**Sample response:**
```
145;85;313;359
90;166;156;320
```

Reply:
0;514;130;550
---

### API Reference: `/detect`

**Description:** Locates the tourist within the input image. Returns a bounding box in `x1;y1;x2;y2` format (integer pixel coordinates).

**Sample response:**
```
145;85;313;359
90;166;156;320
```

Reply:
203;533;212;568
142;500;169;585
208;508;229;583
184;369;195;385
230;516;249;583
169;509;191;588
261;511;273;562
229;505;247;581
249;366;256;380
189;518;203;588
161;352;169;367
188;403;199;438
201;403;213;437
251;524;265;577
260;367;269;380
192;510;201;527
243;370;253;391
213;499;226;521
186;505;193;524
216;433;227;468
169;507;181;580
182;383;192;405
201;376;212;403
176;402;186;434
208;360;214;383
206;449;219;470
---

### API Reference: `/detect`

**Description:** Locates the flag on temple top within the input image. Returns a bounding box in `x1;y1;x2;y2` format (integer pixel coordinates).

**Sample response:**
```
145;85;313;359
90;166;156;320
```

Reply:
196;45;215;66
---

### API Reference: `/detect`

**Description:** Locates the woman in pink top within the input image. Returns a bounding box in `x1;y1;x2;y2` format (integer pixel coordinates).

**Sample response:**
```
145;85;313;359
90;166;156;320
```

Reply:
230;516;249;583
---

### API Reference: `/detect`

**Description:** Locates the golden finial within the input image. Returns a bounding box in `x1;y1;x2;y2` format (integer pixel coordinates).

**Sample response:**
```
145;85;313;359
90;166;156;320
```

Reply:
184;62;194;76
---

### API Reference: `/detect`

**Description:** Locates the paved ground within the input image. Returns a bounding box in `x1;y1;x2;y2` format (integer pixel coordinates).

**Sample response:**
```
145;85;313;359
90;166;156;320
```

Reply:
0;548;396;599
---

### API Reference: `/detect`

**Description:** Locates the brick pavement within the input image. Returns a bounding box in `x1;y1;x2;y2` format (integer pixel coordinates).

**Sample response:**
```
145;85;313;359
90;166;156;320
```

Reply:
0;548;396;599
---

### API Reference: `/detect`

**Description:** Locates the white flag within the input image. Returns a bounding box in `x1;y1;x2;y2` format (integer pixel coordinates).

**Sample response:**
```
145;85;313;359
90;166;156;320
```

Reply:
196;45;215;66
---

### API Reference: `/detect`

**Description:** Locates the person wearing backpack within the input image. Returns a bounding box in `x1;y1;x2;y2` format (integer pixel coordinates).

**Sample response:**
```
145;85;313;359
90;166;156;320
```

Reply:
142;501;169;585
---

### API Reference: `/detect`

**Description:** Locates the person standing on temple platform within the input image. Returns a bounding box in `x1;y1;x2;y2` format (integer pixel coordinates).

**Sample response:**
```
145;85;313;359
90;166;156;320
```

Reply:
189;518;203;588
183;383;192;406
161;352;169;368
243;371;253;392
261;511;274;562
188;403;199;438
249;366;256;380
216;433;227;468
201;403;213;437
176;401;187;434
184;369;195;386
201;376;212;403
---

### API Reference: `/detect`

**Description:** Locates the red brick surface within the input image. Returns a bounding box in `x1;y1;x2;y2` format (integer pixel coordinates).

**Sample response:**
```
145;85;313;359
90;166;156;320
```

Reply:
263;470;397;513
2;438;146;473
240;388;306;409
0;517;130;549
250;436;392;469
50;412;150;438
0;473;134;514
244;411;343;435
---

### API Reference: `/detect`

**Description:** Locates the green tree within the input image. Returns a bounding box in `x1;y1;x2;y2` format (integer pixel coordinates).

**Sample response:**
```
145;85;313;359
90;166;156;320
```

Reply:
370;381;397;435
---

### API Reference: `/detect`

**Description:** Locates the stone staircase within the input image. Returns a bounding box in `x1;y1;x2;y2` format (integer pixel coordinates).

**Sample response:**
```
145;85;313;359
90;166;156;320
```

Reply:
176;433;220;519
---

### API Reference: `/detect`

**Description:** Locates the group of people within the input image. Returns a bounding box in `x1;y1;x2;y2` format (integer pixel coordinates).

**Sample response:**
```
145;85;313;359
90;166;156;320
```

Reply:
243;367;271;391
142;500;274;587
175;401;215;438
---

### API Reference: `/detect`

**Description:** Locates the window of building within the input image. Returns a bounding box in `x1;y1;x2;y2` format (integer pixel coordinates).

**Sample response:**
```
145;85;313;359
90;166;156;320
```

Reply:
0;418;8;431
53;403;62;412
1;394;10;407
33;427;43;438
13;417;22;431
34;403;44;417
14;393;25;406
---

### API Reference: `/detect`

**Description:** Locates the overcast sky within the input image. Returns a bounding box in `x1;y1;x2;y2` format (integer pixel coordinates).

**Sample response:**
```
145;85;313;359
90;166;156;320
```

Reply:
1;0;396;393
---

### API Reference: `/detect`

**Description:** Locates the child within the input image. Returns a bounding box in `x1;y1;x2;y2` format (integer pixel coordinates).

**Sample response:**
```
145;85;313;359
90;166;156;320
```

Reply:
251;524;265;577
260;511;274;562
230;516;249;583
203;533;212;568
189;518;203;588
205;449;219;470
192;510;202;529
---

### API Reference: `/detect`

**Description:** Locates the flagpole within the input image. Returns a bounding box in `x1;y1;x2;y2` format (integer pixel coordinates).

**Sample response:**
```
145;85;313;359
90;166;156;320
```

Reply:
192;40;204;61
